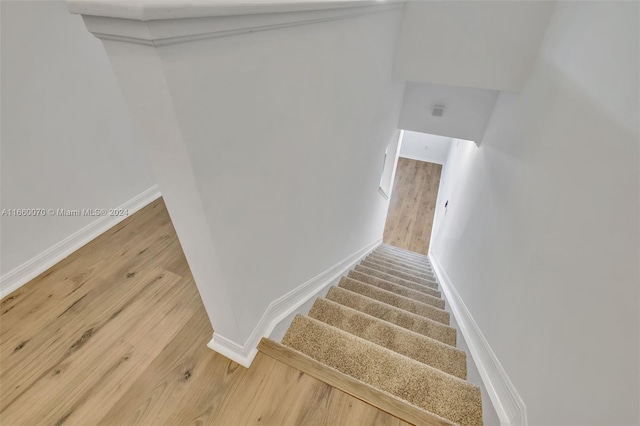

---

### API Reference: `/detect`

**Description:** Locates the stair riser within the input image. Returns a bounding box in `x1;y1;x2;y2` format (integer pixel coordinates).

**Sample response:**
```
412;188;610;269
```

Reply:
309;298;466;379
339;278;450;325
372;250;432;268
347;272;444;309
282;316;483;426
326;287;456;346
355;265;438;290
347;270;441;298
367;254;434;274
364;257;436;281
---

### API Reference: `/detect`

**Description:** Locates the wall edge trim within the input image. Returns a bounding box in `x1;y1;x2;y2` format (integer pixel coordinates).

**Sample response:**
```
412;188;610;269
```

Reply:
208;238;383;367
429;253;527;426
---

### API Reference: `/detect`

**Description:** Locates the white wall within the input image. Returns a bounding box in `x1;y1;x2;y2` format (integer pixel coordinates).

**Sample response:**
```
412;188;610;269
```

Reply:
430;2;639;425
399;131;452;165
82;4;406;360
163;9;405;342
399;82;499;144
0;1;156;292
395;1;555;92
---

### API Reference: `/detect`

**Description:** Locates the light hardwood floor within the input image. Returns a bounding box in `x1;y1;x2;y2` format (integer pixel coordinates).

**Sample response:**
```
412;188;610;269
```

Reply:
0;198;409;426
383;158;442;255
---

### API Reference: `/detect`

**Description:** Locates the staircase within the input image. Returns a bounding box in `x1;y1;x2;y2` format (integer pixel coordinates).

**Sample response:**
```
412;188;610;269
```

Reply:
258;244;483;425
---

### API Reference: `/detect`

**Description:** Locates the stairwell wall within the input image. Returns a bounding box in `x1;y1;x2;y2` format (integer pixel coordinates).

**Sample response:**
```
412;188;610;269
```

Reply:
163;8;405;344
78;3;407;363
429;2;639;425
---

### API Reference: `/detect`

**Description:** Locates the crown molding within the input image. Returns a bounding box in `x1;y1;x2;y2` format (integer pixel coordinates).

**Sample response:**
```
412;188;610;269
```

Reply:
67;0;404;21
69;0;404;46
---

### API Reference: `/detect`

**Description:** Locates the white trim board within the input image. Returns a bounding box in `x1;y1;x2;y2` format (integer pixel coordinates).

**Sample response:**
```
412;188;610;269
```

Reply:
0;185;162;300
78;4;403;47
68;0;405;22
429;253;527;426
208;238;382;368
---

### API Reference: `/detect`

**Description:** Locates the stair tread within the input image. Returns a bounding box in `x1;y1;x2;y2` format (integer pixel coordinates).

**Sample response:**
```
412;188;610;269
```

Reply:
355;264;438;290
339;277;450;325
377;245;432;262
374;251;432;266
379;244;430;256
309;298;466;379
373;254;432;269
258;338;455;426
363;257;436;281
347;270;444;309
367;254;434;274
326;286;456;346
281;316;482;426
365;253;435;276
371;252;434;271
348;270;441;298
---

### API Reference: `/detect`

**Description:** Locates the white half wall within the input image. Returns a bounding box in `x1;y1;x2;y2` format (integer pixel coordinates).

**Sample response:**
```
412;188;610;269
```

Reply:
429;2;639;425
72;2;406;364
399;131;452;165
399;81;499;144
395;1;555;92
160;5;406;347
0;1;156;294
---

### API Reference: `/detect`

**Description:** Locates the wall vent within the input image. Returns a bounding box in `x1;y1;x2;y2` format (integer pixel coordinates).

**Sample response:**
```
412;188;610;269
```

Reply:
432;105;445;117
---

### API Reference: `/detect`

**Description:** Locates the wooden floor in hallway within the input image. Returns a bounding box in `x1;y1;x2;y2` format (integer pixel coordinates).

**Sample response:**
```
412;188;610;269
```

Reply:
383;158;442;255
0;198;409;426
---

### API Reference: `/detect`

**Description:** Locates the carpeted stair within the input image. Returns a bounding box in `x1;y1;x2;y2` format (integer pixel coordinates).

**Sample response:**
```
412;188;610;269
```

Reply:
367;252;435;272
355;264;438;290
365;255;437;279
259;244;483;426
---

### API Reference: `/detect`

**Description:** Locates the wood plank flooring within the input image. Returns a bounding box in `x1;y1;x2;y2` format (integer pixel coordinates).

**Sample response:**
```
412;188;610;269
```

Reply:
383;158;442;255
0;198;409;426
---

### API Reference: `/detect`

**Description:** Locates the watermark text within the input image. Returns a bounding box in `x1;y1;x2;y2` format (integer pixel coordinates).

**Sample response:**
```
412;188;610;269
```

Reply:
1;208;129;217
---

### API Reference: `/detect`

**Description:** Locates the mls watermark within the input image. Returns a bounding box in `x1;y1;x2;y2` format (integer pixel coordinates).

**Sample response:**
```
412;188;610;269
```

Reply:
1;208;129;217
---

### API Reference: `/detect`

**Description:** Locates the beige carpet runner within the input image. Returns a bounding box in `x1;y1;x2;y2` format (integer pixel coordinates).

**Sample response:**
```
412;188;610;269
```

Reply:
260;244;483;426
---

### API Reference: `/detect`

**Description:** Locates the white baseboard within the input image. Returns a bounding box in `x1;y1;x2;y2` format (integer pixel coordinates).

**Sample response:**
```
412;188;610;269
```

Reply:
208;238;383;368
429;254;527;426
0;185;161;300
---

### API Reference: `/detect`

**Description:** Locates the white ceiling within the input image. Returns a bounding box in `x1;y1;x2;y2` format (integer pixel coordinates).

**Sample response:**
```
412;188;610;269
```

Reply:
395;1;556;92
